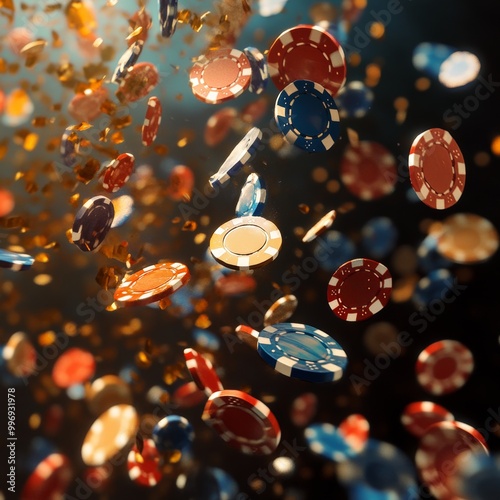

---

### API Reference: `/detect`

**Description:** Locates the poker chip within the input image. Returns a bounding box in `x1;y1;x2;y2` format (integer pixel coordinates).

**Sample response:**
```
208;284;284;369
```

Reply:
363;322;399;355
111;195;134;228
192;329;220;351
401;401;455;438
267;24;346;97
416;421;489;499
305;423;358;462
408;128;466;209
127;7;152;46
71;195;114;252
60;126;79;167
235;173;266;217
314;230;357;273
235;324;260;350
204;107;237;147
209;127;262;188
340;142;397;201
327;258;392;322
243;46;269;94
114;262;190;307
189;48;252;104
214;273;257;297
141;96;162;146
202;389;281;455
361;217;398;259
415;340;474;395
101;153;135;193
159;0;178;37
417;234;452;273
116;62;160;103
209;216;282;271
275;79;340;152
454;453;500;500
67;87;108;123
52;348;95;388
337;439;417;494
166;164;195;201
436;213;499;264
127;438;162;487
82;404;138;466
20;453;73;500
3;331;36;377
290;392;318;427
0;248;35;271
412;269;454;310
152;415;195;453
257;323;348;383
338;414;369;453
263;295;298;326
302;210;337;243
335;81;374;119
184;347;224;396
111;40;144;84
172;381;206;408
439;51;481;88
85;375;133;416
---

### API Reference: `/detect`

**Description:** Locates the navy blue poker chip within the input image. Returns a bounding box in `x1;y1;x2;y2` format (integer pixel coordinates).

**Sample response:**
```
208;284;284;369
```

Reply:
413;268;454;310
60;127;78;168
257;322;348;383
274;79;340;152
314;230;357;273
361;217;398;259
336;81;374;119
152;414;194;453
235;173;266;217
0;249;35;271
455;453;500;500
111;40;144;84
243;47;269;94
71;195;115;252
304;423;358;462
417;234;452;273
337;439;417;495
159;0;178;38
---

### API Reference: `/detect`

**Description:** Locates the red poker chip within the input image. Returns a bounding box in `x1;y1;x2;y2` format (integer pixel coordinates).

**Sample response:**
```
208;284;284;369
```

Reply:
102;153;135;193
214;273;257;297
172;381;206;408
267;24;346;97
338;414;370;452
240;97;268;124
127;7;152;46
416;340;474;395
204;107;238;146
202;389;281;455
21;453;73;500
52;347;96;388
327;258;392;321
189;48;252;104
235;324;259;350
141;96;162;146
401;401;455;438
116;62;160;103
184;348;223;396
290;392;318;427
127;438;162;487
67;87;108;123
416;421;488;499
408;128;466;210
340;141;397;200
167;165;195;201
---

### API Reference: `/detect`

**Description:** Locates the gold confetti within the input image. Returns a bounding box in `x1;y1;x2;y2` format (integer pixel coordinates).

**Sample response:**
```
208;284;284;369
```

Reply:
298;204;310;214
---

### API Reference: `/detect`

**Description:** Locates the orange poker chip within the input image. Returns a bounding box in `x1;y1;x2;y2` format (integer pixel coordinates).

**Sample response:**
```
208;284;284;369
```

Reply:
52;347;96;388
114;262;190;307
204;107;238;146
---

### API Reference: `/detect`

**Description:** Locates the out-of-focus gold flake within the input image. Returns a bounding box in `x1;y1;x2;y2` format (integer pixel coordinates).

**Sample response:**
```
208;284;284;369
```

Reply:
20;40;47;67
177;9;191;23
194;233;206;245
369;22;385;39
415;77;431;91
163;450;182;464
491;136;500;156
82;62;108;81
65;0;97;36
365;63;381;87
298;204;310;214
29;413;41;430
95;266;121;290
158;297;171;310
69;193;80;206
51;30;63;48
195;314;211;329
338;202;356;214
35;253;49;263
153;144;169;155
34;274;52;286
99;45;115;62
0;139;8;160
163;364;184;385
99;127;111;142
326;179;340;193
75;157;100;184
39;330;57;346
32;116;55;127
56;62;75;82
474;151;490;167
347;127;360;147
309;2;336;23
111;115;132;130
0;0;15;23
135;351;152;368
127;26;143;41
182;221;197;231
110;131;124;144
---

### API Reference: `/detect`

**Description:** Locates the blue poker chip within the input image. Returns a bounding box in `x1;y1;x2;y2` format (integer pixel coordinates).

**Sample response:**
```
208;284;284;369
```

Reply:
192;328;220;351
111;40;144;84
337;439;417;495
274;79;340;152
314;230;357;273
0;249;35;271
348;482;419;500
455;453;500;500
209;127;262;188
71;195;115;252
417;234;452;273
361;217;398;259
235;173;266;217
305;423;358;462
210;467;239;500
257;323;348;383
243;47;269;94
152;414;194;453
336;81;374;119
412;268;454;310
60;127;78;168
159;0;178;38
412;42;455;79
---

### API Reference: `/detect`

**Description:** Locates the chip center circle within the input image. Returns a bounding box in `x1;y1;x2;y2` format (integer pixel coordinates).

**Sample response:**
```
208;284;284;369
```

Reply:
340;269;380;308
131;268;175;292
433;355;457;379
220;406;265;441
452;226;480;250
224;225;267;255
204;58;238;89
423;144;454;193
291;93;327;137
283;44;328;85
276;332;328;361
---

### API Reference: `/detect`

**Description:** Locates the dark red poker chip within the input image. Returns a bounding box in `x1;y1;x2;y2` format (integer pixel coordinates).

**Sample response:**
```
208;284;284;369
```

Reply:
127;438;162;487
401;401;455;437
202;389;281;455
327;258;392;321
101;153;135;193
184;347;223;396
338;414;370;452
290;392;318;427
141;96;162;146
